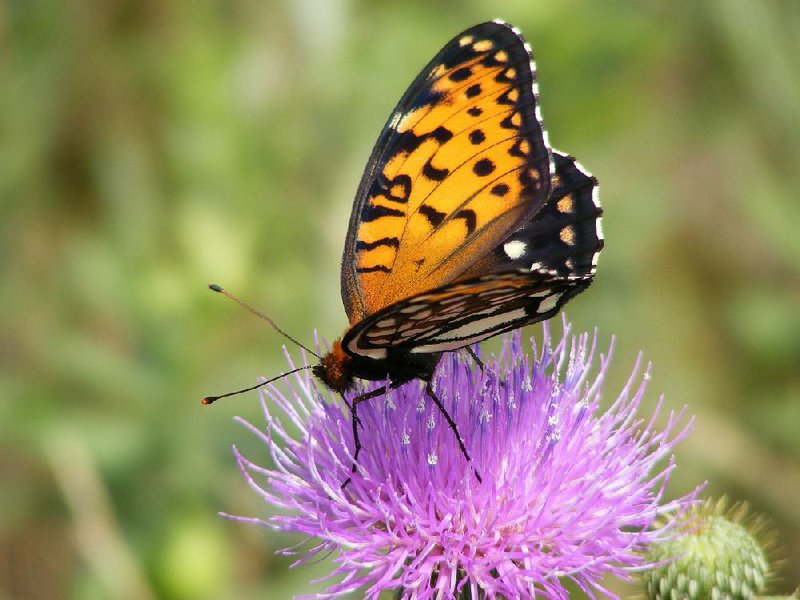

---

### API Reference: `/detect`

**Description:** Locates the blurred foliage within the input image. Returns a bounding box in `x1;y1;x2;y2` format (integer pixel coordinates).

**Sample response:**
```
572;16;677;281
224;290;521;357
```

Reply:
1;0;799;598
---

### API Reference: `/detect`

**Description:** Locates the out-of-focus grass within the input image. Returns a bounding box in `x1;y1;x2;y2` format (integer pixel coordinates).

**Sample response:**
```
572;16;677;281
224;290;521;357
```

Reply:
1;1;798;598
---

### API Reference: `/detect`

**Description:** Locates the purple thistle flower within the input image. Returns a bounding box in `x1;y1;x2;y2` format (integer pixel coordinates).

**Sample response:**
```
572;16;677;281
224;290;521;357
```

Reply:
225;320;700;599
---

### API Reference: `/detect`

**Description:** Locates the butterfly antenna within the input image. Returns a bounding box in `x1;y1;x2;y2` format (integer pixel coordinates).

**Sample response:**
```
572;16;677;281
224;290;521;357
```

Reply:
202;366;312;405
208;283;321;359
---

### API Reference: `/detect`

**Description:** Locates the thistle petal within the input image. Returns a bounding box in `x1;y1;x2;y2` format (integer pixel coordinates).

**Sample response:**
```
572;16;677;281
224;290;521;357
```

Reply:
226;321;700;599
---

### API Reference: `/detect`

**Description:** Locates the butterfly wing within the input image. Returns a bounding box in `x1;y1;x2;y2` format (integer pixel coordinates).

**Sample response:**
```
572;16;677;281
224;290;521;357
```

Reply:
342;270;590;356
341;21;553;324
463;152;603;278
341;151;603;358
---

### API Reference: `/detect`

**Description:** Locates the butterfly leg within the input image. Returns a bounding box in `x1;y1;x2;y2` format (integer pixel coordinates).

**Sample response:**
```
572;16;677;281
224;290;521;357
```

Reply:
466;346;484;371
338;394;363;428
341;383;397;489
424;382;482;484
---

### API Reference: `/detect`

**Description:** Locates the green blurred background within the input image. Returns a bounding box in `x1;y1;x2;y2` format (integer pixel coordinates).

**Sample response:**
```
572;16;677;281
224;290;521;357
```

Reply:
2;0;799;598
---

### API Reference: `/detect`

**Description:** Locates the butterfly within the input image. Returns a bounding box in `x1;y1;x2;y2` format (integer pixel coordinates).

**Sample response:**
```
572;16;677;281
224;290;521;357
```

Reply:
206;21;603;484
308;20;603;480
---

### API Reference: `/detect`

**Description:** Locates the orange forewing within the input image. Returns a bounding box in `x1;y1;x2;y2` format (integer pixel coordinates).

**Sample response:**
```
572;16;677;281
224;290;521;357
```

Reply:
342;23;551;323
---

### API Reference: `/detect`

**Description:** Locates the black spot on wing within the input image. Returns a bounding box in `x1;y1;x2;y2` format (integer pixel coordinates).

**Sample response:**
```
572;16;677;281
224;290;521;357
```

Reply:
469;129;486;145
515;167;544;200
361;203;405;222
356;265;392;274
355;237;400;251
494;68;517;84
496;89;516;106
368;173;412;204
465;84;482;98
393;126;453;155
473;158;495;176
430;126;454;144
422;158;449;182
454;209;477;234
387;174;412;203
449;66;473;81
467;107;483;117
508;139;528;159
480;53;504;68
491;183;509;197
419;204;446;228
500;113;519;130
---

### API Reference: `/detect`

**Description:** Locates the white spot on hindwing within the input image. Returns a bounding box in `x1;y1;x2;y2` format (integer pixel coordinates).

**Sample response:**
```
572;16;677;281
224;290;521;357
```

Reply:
503;240;527;260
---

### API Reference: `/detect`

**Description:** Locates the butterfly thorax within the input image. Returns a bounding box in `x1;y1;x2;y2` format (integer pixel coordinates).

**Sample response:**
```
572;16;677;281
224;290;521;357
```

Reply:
313;340;356;393
314;338;442;393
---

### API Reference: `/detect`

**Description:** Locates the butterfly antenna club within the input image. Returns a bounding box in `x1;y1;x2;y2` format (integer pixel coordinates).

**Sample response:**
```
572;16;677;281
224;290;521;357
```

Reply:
208;283;321;359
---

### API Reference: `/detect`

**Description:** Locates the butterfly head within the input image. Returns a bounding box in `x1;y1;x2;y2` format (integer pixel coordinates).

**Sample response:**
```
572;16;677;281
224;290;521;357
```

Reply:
313;339;355;393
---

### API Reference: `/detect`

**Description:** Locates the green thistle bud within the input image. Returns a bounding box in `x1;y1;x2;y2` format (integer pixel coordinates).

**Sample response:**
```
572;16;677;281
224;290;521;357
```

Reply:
643;499;771;600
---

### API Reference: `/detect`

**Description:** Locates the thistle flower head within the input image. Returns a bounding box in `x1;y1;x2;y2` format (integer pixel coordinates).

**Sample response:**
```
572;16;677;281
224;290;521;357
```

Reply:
227;321;699;599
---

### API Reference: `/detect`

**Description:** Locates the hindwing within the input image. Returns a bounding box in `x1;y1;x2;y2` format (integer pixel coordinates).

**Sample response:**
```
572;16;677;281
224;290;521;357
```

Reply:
342;270;591;357
341;21;552;323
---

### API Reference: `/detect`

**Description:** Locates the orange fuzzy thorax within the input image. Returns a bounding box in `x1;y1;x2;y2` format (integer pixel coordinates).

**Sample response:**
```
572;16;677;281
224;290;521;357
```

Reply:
314;339;355;393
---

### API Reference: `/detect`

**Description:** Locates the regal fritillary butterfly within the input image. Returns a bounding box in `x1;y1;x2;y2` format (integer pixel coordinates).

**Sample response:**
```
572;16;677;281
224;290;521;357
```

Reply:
207;21;604;485
309;20;603;482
